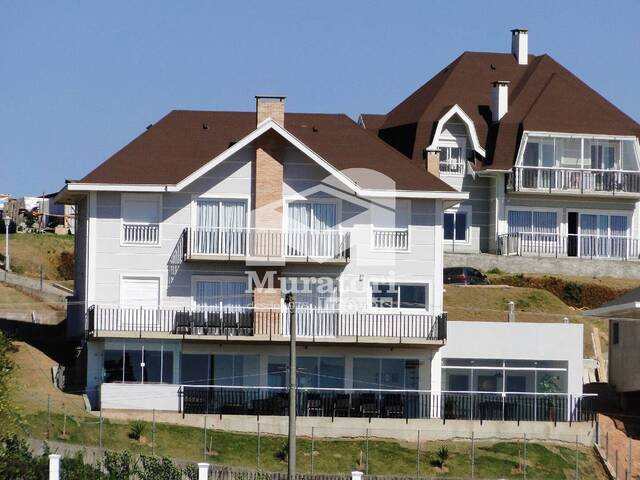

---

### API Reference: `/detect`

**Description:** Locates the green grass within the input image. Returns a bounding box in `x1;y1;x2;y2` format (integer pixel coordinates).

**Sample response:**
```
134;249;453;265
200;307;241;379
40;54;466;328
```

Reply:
19;411;607;478
0;233;74;281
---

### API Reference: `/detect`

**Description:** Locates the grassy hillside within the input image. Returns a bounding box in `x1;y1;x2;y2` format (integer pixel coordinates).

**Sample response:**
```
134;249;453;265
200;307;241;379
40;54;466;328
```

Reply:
444;285;608;357
0;233;74;281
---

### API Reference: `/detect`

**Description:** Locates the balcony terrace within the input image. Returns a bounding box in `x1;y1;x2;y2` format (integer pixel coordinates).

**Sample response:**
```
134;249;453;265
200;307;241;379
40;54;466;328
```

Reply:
88;306;447;345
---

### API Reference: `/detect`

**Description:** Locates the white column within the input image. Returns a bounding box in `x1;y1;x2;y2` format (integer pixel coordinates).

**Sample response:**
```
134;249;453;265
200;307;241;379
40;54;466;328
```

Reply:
352;471;363;480
198;462;209;480
49;454;61;480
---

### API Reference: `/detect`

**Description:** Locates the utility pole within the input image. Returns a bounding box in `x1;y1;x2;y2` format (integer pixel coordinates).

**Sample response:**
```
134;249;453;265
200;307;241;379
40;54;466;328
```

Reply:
3;217;9;272
285;292;296;479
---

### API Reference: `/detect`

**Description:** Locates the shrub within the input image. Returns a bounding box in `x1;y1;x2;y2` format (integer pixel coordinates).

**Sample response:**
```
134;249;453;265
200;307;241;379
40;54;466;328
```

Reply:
104;450;138;479
275;440;288;461
486;267;504;274
431;445;449;468
139;455;183;480
57;251;75;280
128;421;146;441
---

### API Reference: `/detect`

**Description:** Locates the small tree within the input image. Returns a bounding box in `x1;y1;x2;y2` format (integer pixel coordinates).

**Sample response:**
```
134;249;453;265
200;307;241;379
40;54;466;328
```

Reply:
433;445;449;468
128;421;146;441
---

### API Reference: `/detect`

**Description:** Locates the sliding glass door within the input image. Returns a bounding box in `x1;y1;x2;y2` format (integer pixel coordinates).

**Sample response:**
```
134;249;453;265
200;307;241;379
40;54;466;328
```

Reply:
286;201;337;257
195;199;247;255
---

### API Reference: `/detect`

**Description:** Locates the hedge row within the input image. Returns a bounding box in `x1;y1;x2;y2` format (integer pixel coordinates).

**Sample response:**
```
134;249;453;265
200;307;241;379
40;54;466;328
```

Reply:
491;274;628;309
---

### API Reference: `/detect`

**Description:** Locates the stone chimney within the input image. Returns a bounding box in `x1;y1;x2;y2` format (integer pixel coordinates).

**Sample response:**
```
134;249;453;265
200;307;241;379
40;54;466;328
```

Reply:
256;95;286;126
426;148;440;178
491;81;510;122
511;28;529;65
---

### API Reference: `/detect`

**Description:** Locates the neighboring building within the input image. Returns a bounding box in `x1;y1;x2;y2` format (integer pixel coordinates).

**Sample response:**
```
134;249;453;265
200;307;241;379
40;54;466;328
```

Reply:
360;29;640;261
56;96;591;423
585;290;640;412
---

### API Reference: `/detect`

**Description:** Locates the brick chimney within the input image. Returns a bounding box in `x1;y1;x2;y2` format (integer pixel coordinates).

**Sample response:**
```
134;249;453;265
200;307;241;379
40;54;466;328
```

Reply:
256;95;285;126
251;96;286;325
426;148;441;178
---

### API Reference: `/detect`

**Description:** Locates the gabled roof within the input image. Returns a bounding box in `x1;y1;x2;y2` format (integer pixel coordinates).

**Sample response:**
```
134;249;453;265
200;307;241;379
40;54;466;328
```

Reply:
77;111;459;195
367;52;640;170
584;287;640;319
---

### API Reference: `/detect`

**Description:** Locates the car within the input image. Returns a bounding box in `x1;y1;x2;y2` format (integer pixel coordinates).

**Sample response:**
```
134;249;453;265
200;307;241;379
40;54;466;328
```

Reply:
443;267;490;285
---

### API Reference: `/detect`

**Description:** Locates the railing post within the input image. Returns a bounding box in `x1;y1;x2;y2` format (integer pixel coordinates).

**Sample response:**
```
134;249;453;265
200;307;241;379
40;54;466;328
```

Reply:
49;454;61;480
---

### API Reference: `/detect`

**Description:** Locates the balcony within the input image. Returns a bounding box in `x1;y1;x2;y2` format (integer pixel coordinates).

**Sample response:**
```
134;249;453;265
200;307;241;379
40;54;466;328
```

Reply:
87;305;446;344
179;386;595;423
181;227;350;264
122;223;160;245
497;232;640;260
507;166;640;196
372;228;409;251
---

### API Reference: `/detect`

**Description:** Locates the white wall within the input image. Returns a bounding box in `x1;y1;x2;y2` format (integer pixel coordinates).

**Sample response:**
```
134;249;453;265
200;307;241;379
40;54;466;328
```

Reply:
439;321;583;395
101;383;182;411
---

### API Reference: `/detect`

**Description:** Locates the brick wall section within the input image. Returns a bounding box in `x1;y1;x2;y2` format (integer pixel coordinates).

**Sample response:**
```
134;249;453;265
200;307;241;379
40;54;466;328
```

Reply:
256;98;285;126
426;148;440;178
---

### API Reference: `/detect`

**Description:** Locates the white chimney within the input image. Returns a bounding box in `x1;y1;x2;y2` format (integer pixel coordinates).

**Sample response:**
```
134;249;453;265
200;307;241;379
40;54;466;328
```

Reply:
492;81;509;122
511;28;529;65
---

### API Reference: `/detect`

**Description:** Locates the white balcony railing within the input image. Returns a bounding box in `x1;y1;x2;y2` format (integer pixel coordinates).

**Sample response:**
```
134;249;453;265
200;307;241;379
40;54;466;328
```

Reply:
87;305;446;341
122;223;160;245
184;227;350;262
372;228;409;251
498;232;640;260
508;166;640;194
439;158;466;176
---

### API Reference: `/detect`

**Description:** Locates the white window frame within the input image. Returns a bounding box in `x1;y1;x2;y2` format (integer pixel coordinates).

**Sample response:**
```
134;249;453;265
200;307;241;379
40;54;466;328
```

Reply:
283;196;341;233
120;193;162;247
190;274;251;310
190;193;251;232
368;280;431;313
443;206;471;245
439;136;468;177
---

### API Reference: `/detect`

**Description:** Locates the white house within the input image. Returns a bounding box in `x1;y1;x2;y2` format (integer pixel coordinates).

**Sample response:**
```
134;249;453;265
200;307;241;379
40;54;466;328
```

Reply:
56;95;591;422
360;29;640;262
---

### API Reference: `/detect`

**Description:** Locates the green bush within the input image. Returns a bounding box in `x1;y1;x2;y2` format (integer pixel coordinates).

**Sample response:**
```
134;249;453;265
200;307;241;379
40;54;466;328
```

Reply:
104;450;138;479
486;267;504;274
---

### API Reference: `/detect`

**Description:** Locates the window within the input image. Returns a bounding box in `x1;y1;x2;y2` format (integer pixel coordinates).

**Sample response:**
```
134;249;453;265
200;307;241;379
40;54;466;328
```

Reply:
120;277;160;308
103;341;174;384
179;353;259;386
612;322;619;345
281;276;338;310
441;358;568;394
267;356;345;389
371;283;428;309
121;194;161;245
507;210;557;236
352;358;419;390
194;198;247;255
443;211;468;241
194;277;251;309
286;201;338;257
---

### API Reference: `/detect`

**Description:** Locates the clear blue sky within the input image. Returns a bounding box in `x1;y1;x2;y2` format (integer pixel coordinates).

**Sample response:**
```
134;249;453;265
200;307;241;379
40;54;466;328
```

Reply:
2;1;639;197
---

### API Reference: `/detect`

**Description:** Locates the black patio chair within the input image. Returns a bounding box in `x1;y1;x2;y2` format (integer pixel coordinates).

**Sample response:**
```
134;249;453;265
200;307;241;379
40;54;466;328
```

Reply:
305;393;323;417
191;311;206;334
205;311;222;336
332;394;351;417
173;311;191;334
383;393;404;418
359;393;380;418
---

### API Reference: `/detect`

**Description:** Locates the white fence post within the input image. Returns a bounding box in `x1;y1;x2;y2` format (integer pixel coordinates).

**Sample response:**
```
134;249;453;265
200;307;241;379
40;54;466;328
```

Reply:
198;462;209;480
49;454;61;480
352;471;364;480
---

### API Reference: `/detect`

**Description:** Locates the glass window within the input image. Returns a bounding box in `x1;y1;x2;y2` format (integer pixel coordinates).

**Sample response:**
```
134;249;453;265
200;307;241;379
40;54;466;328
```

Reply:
505;371;534;393
353;358;419;390
319;357;345;388
123;347;143;383
555;138;581;168
371;283;398;308
268;356;289;388
443;212;467;241
103;349;124;383
371;283;428;310
445;371;471;391
523;141;539;166
144;350;163;384
180;354;209;385
537;371;567;394
212;354;260;386
399;285;426;309
473;369;502;392
298;357;319;388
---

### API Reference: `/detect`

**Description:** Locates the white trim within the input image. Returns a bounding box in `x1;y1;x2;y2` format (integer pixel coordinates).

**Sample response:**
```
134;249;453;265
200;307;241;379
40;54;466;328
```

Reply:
68;183;168;192
525;131;638;141
358;189;468;200
427;105;486;157
87;192;97;309
367;279;431;314
190;194;251;233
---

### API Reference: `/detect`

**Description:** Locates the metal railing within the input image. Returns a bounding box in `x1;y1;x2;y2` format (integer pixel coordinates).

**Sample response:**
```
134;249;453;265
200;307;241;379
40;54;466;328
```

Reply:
439;158;466;175
497;232;640;260
507;166;640;194
372;228;409;251
182;227;350;262
88;305;447;341
179;385;595;423
122;223;160;245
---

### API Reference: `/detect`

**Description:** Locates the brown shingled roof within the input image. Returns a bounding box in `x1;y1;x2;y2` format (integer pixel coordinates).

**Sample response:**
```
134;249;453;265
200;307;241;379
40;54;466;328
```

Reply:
80;111;455;193
368;52;640;170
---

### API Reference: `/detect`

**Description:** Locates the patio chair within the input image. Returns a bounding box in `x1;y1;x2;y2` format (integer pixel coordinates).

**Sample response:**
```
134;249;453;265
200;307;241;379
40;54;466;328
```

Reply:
173;311;191;335
305;393;323;417
383;393;404;418
205;311;222;336
359;393;380;418
191;311;206;335
332;394;351;417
